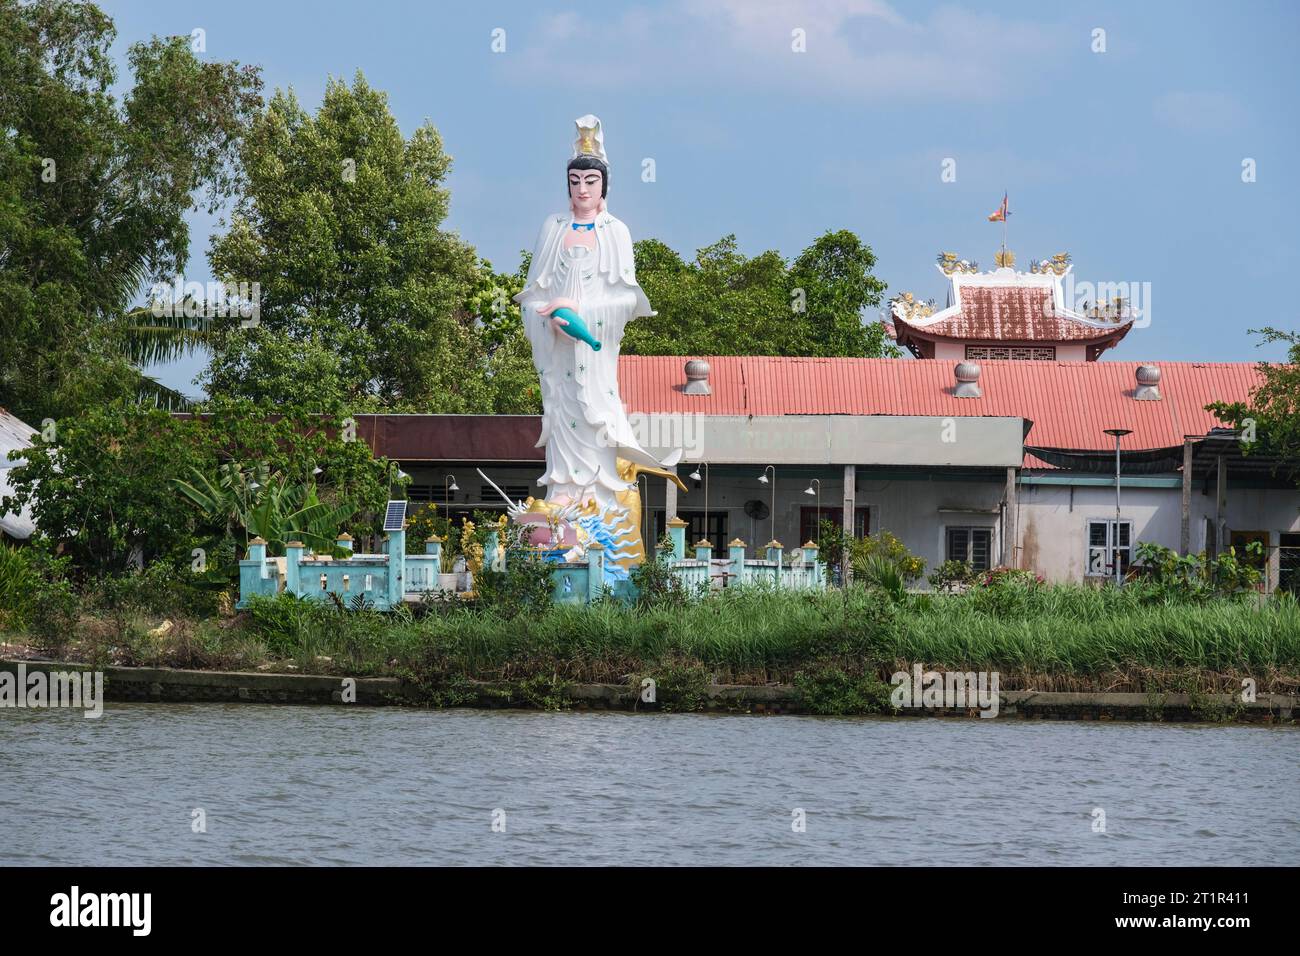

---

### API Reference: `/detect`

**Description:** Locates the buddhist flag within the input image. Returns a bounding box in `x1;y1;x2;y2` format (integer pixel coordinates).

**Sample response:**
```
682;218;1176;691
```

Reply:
988;192;1009;222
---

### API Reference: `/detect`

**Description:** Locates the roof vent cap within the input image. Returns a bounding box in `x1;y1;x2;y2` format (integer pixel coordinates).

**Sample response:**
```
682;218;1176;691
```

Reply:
954;361;982;398
1134;364;1161;401
683;359;712;395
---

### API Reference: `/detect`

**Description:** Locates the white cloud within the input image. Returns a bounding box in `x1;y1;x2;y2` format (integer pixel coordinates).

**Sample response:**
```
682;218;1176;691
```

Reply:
507;2;1068;103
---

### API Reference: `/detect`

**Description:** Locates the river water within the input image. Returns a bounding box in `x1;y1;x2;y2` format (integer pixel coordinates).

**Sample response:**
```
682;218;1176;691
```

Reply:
2;705;1297;866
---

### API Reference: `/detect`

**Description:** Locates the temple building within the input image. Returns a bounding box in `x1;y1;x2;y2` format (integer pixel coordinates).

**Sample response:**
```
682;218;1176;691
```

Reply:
887;251;1133;362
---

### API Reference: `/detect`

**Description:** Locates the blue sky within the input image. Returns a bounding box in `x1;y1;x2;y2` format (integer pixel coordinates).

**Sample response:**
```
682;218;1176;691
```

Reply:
101;0;1300;394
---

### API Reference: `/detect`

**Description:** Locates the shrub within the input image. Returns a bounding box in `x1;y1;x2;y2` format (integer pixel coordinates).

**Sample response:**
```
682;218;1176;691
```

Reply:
1134;541;1265;598
629;554;689;609
3;404;205;573
795;666;894;715
245;593;324;656
0;544;36;630
928;559;975;592
637;661;710;712
474;550;555;618
857;554;908;603
848;531;925;585
28;576;81;657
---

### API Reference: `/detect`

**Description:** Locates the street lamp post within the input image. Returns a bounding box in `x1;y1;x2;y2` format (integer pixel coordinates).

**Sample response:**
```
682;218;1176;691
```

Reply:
689;462;710;549
1103;429;1132;586
638;474;650;552
757;465;776;544
803;478;821;544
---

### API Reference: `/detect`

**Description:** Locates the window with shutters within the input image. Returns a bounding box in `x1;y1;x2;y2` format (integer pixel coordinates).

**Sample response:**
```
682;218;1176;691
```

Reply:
945;526;992;572
1086;519;1132;577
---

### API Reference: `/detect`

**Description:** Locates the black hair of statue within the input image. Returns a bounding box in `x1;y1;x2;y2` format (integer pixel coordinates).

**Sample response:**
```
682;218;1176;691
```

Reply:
567;156;608;199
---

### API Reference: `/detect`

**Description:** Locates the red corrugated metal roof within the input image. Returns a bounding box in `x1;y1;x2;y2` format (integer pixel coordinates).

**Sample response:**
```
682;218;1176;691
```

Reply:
617;357;1264;457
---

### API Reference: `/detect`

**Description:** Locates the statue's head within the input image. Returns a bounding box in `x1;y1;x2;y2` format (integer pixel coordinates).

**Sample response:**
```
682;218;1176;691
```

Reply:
567;156;607;218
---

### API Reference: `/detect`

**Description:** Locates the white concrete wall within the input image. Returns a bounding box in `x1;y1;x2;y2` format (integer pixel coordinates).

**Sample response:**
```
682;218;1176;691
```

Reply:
1016;483;1300;584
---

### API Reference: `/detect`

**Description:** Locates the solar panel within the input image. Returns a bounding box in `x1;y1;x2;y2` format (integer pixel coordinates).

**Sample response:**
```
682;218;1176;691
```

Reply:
383;500;407;532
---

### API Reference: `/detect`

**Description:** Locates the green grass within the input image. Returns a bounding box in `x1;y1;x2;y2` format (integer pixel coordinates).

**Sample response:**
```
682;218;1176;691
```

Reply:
10;583;1300;696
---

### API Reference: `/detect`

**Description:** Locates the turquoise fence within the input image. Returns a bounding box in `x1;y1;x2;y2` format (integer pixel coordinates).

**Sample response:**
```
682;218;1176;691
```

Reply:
237;519;825;610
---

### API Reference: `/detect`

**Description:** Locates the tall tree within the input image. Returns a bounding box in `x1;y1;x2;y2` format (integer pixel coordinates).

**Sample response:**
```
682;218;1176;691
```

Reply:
204;73;491;413
0;0;262;420
625;230;894;357
465;252;541;413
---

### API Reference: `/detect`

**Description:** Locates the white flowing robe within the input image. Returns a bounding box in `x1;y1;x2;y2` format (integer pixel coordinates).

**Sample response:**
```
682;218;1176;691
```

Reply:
514;211;669;504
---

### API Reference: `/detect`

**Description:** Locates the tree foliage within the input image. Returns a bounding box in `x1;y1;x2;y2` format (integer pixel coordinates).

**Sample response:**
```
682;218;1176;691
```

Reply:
625;230;894;357
0;0;262;421
1208;327;1300;485
2;403;205;572
204;73;510;413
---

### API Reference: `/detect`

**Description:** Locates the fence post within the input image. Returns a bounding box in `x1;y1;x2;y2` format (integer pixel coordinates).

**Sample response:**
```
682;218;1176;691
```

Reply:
335;532;353;555
766;539;784;587
667;516;688;561
802;540;820;589
385;527;405;607
728;538;746;587
285;541;304;597
694;538;714;590
248;537;268;572
586;542;605;602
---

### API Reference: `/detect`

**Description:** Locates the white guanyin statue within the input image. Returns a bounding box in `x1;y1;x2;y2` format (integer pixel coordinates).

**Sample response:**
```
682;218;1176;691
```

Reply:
482;114;684;579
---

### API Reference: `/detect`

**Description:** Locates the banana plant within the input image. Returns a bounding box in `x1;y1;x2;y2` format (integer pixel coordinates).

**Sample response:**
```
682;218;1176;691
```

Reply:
174;461;273;542
175;462;354;555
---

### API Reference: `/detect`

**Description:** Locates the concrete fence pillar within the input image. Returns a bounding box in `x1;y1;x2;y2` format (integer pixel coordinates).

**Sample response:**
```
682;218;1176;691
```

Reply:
765;540;784;587
285;541;304;596
667;516;688;561
248;537;268;576
385;528;405;606
586;542;605;601
728;538;746;586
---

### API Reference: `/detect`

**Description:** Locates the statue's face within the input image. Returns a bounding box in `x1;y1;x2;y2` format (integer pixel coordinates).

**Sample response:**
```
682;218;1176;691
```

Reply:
568;168;603;219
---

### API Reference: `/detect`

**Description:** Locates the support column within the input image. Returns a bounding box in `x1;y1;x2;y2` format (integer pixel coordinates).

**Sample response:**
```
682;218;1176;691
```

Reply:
842;464;856;585
1267;531;1280;593
1214;454;1228;559
665;476;678;522
1003;467;1018;568
1180;438;1194;555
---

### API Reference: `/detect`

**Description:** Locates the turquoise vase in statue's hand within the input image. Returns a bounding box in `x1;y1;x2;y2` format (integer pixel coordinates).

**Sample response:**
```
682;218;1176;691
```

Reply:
550;307;602;352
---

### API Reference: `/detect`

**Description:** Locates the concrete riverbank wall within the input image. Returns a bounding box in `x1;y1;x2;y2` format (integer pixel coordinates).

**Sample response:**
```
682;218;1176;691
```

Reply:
3;659;1295;723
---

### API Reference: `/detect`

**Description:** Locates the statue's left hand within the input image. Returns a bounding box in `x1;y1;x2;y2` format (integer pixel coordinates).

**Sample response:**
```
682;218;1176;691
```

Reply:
536;297;579;331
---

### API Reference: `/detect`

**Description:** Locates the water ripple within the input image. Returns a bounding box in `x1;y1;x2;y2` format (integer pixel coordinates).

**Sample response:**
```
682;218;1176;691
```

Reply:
1;705;1296;865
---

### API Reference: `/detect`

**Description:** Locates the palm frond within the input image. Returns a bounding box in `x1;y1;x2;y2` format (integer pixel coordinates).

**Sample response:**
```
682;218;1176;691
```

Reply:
116;304;215;366
132;370;198;410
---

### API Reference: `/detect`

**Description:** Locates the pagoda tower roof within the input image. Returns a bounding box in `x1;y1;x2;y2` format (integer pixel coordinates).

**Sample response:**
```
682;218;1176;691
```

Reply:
887;251;1134;360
